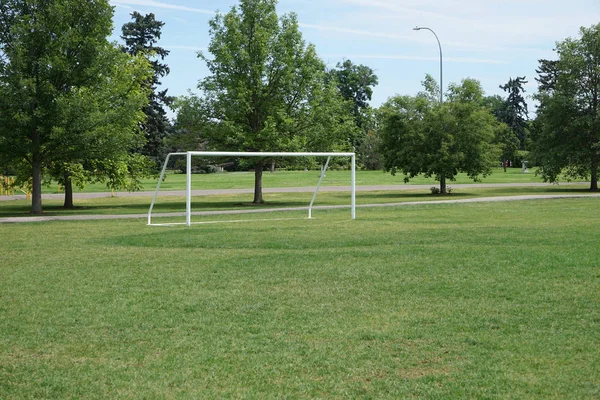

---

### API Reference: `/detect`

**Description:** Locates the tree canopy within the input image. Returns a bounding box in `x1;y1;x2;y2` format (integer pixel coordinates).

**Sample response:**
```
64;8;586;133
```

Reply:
328;60;378;143
186;0;356;203
380;77;499;194
481;94;519;168
48;44;153;208
532;23;600;191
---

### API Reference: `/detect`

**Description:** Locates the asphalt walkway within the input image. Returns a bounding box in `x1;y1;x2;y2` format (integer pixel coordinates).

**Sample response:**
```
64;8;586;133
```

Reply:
0;182;592;202
0;183;598;223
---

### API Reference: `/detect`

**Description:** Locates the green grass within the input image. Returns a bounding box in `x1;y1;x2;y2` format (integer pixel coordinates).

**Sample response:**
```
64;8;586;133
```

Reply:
25;167;558;195
1;199;599;398
0;184;595;218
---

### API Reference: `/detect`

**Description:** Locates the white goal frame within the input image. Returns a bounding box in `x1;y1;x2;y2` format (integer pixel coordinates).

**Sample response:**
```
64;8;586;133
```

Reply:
148;151;356;226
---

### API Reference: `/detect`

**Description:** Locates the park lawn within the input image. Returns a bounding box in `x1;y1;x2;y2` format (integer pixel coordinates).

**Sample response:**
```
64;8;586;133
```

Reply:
27;167;554;195
1;198;599;398
0;184;596;218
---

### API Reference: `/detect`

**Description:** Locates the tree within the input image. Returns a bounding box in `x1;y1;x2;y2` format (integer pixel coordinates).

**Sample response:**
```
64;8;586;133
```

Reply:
356;130;383;171
481;94;519;170
499;76;529;149
168;94;209;153
121;11;173;163
532;24;600;191
380;77;498;194
193;0;356;203
47;45;153;208
535;59;559;93
328;59;378;147
0;0;114;214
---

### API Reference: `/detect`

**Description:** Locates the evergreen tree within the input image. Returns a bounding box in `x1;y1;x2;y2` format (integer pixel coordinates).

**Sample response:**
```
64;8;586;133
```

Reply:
535;59;559;93
121;12;173;163
499;76;529;149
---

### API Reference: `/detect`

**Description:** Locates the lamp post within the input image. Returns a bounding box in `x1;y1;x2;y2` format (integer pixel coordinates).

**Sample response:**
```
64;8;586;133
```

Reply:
413;26;443;103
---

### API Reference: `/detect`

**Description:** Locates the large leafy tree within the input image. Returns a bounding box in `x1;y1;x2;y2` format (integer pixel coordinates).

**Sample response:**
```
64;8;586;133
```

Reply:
499;76;529;149
532;24;600;191
48;45;153;208
329;59;378;145
192;0;356;203
380;77;498;194
121;11;173;163
0;0;114;214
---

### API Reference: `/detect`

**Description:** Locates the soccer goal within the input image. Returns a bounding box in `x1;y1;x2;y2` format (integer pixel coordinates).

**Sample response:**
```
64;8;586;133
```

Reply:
147;151;356;226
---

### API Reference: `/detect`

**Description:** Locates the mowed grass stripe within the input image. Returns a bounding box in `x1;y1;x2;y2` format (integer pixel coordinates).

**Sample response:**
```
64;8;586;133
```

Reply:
1;198;599;398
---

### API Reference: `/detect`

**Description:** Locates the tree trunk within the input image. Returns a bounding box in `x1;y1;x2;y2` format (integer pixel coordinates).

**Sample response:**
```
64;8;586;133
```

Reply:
63;174;74;208
270;160;275;173
440;175;447;194
591;152;598;191
31;127;43;214
31;159;43;214
253;161;264;204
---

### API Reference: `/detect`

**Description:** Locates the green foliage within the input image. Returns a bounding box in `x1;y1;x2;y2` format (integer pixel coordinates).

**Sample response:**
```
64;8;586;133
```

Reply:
357;131;384;170
494;122;520;166
0;0;152;211
0;0;116;213
499;76;529;149
121;12;173;162
380;77;499;193
419;73;441;103
532;23;600;190
481;94;519;164
328;59;378;145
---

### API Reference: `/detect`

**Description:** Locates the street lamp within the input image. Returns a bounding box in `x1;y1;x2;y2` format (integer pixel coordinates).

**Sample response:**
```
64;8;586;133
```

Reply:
413;26;443;103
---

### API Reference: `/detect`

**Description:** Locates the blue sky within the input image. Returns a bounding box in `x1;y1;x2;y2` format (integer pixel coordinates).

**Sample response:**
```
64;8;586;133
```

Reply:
109;0;600;119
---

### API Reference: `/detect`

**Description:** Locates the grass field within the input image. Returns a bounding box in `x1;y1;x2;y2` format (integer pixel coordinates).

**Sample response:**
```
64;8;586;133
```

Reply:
24;167;559;195
1;198;599;398
0;184;595;219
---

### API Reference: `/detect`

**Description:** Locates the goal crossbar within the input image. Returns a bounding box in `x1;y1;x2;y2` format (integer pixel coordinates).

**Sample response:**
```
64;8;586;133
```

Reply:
148;151;356;226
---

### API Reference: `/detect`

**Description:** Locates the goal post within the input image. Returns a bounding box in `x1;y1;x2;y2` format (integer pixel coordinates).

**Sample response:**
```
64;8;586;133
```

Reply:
148;151;356;226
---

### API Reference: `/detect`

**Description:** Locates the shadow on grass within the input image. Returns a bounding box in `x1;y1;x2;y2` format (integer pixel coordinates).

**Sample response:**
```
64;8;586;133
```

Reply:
357;191;472;201
0;199;314;218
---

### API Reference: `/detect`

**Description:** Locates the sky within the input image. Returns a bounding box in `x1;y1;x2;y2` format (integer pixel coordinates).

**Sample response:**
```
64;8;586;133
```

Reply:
109;0;600;119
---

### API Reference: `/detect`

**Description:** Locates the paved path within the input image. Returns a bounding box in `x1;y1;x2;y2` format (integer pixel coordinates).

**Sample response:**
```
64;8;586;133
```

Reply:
1;190;599;224
0;182;592;202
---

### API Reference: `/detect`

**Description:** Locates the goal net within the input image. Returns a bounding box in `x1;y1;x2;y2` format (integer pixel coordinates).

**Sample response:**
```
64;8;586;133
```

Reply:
147;151;356;226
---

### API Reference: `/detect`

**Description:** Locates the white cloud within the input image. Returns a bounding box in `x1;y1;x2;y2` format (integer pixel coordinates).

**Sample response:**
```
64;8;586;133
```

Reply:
113;3;134;10
298;23;414;41
324;0;600;49
298;21;549;54
165;45;206;52
110;0;215;15
323;54;509;64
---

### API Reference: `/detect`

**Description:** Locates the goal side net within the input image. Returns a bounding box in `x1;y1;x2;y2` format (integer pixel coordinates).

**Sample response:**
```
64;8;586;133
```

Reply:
148;151;356;226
